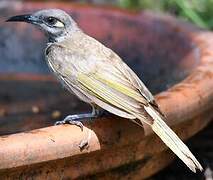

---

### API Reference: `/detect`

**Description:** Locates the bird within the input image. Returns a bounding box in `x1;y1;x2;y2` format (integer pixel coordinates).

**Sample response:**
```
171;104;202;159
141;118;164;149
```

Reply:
7;9;202;172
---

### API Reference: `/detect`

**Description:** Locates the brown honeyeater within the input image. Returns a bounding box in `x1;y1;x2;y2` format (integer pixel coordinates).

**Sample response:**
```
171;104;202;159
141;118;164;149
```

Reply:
7;9;202;172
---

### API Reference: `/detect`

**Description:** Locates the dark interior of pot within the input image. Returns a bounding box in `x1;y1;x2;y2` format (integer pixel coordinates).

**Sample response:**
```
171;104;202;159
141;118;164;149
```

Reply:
0;5;200;135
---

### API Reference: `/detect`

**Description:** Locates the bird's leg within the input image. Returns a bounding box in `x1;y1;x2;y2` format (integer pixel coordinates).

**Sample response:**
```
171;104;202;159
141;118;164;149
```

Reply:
54;105;103;131
55;106;103;150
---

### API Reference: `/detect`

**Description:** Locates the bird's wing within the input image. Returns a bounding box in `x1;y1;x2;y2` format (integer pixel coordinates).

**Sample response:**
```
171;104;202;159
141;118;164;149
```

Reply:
73;44;163;125
76;54;153;125
104;49;164;115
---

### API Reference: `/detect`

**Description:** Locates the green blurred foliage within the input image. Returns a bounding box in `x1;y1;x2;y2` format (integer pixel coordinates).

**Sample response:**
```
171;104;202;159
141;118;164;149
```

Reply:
118;0;213;30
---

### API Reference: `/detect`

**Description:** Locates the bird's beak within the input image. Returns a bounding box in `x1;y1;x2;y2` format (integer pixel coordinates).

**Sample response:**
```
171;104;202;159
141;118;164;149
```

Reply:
6;14;41;24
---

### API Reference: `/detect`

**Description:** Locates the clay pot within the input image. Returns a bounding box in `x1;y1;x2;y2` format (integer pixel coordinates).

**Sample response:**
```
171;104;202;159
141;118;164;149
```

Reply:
0;2;212;179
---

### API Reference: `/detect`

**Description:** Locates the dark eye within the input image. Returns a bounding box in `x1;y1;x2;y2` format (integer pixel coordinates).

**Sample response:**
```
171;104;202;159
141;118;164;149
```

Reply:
46;17;57;25
45;17;64;28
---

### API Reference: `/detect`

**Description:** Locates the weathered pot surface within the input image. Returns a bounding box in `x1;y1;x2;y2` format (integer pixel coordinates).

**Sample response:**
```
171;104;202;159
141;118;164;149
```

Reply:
0;2;212;179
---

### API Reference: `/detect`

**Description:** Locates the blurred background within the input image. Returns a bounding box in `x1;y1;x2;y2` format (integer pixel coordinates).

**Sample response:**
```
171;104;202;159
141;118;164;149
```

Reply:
61;0;213;30
0;0;213;180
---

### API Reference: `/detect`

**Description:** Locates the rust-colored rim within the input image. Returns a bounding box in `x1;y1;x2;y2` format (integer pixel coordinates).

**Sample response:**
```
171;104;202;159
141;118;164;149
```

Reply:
0;2;213;179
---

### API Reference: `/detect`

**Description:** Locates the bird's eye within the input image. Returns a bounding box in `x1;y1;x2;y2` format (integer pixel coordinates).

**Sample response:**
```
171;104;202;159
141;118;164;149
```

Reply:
45;17;64;28
46;17;57;25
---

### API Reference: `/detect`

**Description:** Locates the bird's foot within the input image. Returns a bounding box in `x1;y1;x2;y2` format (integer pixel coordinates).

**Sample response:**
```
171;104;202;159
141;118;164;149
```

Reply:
54;115;84;131
54;107;103;151
54;108;104;130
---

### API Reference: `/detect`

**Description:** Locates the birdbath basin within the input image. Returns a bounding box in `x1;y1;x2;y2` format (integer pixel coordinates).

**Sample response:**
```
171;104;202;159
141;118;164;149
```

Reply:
0;2;213;179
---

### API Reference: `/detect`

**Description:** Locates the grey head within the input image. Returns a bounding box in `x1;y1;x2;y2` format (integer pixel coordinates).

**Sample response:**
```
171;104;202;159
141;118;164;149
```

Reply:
7;9;80;42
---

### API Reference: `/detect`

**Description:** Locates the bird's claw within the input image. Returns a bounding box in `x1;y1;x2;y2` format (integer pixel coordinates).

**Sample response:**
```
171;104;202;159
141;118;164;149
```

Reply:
54;119;84;131
79;140;89;151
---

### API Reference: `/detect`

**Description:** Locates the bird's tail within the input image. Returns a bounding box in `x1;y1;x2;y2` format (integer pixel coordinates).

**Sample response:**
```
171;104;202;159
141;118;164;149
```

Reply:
143;105;203;173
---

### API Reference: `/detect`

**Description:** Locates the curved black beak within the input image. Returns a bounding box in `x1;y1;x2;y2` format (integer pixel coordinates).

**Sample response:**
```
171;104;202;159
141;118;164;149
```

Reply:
6;14;40;24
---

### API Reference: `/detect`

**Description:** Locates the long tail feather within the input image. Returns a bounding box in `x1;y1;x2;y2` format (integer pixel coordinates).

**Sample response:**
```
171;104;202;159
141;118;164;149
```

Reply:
144;105;203;172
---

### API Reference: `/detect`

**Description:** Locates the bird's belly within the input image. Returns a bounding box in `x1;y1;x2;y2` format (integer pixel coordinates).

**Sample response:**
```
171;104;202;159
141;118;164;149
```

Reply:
48;65;92;104
59;76;92;104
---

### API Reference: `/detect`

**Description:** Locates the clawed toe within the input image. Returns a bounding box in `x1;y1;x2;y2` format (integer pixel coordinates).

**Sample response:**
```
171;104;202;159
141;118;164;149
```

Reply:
54;120;65;126
69;120;84;131
79;140;89;151
54;119;84;131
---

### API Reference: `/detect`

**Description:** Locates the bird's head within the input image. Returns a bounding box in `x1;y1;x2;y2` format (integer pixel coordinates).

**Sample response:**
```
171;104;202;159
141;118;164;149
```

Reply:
7;9;80;42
